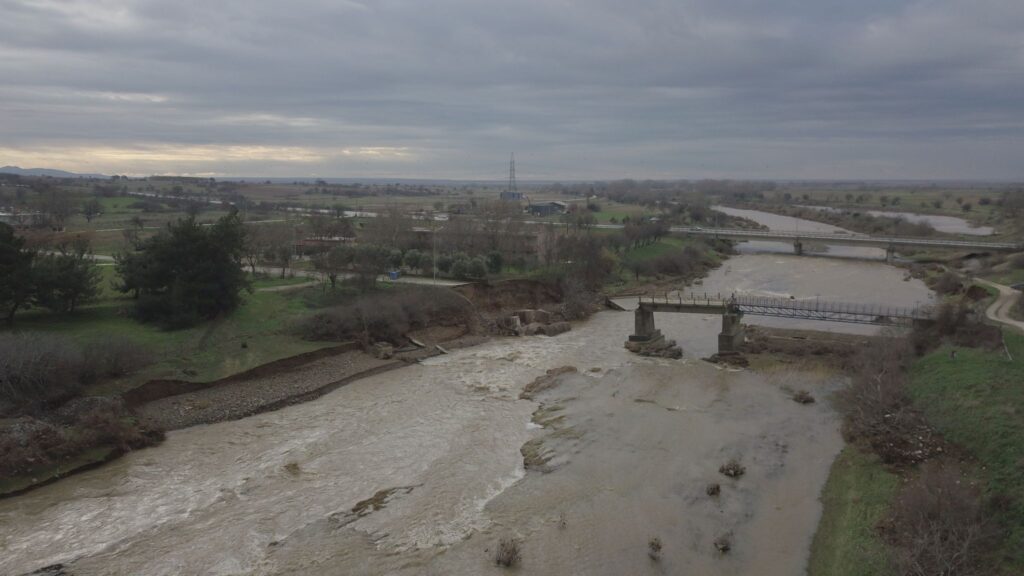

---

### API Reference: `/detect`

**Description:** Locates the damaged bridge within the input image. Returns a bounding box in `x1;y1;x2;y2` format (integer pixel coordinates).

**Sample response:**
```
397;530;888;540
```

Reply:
626;293;933;356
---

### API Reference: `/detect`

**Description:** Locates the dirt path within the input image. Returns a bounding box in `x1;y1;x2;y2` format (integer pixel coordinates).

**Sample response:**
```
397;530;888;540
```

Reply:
255;280;318;292
976;279;1024;334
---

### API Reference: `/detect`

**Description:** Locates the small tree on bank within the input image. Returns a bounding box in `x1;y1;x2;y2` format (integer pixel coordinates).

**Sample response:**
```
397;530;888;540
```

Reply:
0;223;35;324
116;211;249;328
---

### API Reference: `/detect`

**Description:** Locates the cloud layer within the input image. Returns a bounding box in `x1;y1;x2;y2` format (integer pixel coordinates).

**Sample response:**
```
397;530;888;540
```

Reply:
2;0;1022;179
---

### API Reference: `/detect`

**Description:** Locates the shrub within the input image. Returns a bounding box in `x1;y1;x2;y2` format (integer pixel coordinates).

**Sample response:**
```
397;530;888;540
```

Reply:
0;333;84;405
81;336;152;382
932;272;963;296
792;390;815;404
74;405;150;450
719;458;746;478
300;287;473;344
837;337;939;465
648;537;663;561
494;537;521;567
559;276;595;320
886;462;993;576
0;418;78;477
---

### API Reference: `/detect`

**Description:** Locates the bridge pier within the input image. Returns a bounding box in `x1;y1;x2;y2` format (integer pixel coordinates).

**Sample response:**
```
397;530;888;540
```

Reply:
885;245;895;263
793;240;804;256
625;305;682;358
632;306;657;341
718;312;745;353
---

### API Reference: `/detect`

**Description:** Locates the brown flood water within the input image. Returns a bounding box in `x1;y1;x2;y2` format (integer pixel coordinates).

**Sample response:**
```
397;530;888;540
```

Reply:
0;209;932;575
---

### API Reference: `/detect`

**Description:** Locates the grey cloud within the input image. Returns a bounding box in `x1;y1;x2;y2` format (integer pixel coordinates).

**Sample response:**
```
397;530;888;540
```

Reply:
0;0;1022;179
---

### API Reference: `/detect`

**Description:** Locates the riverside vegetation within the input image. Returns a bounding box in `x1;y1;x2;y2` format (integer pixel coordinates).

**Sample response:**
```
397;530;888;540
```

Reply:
810;299;1023;576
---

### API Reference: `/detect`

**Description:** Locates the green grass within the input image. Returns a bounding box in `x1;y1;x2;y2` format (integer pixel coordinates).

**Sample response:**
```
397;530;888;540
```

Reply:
985;267;1024;287
808;446;899;576
623;236;688;260
4;268;336;394
909;331;1024;569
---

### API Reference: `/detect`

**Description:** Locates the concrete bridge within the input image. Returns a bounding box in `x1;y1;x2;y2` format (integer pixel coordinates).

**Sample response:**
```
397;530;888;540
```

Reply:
626;293;933;355
665;227;1020;261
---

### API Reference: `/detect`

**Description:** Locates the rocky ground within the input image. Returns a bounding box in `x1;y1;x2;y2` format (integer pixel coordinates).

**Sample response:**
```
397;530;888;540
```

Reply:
135;351;395;430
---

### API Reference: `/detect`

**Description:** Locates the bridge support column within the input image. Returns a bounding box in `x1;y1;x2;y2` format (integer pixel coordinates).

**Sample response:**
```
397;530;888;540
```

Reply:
793;240;804;256
718;312;745;354
625;305;682;358
885;245;895;263
632;306;657;341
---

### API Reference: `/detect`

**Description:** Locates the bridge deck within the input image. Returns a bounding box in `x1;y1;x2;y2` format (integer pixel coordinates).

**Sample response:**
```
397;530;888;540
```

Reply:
664;226;1019;251
639;293;932;326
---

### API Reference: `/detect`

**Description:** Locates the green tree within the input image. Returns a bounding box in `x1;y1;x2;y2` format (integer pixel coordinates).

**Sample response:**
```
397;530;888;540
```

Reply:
116;212;249;328
352;244;388;289
313;245;353;288
437;254;454;275
33;239;101;313
450;256;469;279
0;223;35;324
83;198;103;223
466;256;488;279
486;250;504;274
387;248;404;269
403;249;423;273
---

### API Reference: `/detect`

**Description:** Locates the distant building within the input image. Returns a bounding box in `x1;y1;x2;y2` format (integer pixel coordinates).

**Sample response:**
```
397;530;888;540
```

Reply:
527;201;568;217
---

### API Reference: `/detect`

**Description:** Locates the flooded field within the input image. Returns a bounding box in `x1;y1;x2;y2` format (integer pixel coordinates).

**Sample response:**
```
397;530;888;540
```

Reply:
0;209;932;576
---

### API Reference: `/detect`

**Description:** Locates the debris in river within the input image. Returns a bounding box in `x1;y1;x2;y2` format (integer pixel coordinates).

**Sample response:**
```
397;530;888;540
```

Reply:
792;390;816;404
648;537;663;561
706;482;721;497
719;459;746;478
714;533;733;553
283;461;301;476
494;537;521;567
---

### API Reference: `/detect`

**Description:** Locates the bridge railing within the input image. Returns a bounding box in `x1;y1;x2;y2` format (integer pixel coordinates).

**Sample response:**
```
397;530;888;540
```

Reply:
668;227;1020;250
640;292;933;324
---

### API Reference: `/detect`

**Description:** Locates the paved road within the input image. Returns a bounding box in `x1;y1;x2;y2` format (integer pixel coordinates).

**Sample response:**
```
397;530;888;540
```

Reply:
976;279;1024;334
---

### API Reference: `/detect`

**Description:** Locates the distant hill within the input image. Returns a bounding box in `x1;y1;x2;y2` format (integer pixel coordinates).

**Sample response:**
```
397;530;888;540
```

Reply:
0;165;107;178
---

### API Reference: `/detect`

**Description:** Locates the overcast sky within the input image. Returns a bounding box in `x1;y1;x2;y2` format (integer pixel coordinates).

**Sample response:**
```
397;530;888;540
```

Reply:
1;0;1022;180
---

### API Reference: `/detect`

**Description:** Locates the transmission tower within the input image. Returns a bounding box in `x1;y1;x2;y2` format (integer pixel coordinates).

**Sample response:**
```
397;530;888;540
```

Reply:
507;152;518;196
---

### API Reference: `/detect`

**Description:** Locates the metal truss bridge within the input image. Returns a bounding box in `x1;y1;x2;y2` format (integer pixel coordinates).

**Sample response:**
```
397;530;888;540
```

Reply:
665;226;1020;253
637;293;932;326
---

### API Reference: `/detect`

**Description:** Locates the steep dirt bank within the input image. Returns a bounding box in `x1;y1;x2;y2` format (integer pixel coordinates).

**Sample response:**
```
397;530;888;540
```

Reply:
134;352;400;430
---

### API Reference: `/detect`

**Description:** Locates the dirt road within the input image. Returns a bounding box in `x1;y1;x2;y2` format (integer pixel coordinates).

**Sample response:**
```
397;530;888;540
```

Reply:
977;279;1024;334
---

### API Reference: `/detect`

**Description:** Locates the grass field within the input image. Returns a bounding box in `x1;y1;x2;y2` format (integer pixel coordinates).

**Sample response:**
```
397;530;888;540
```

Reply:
909;331;1024;570
808;447;899;576
3;268;337;395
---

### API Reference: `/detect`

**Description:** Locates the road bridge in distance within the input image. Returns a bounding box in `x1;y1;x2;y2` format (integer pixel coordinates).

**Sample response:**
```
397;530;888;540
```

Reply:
662;227;1020;261
627;292;934;355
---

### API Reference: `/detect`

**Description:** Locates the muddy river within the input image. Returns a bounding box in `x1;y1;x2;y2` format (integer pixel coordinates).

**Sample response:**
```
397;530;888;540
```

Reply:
0;210;932;575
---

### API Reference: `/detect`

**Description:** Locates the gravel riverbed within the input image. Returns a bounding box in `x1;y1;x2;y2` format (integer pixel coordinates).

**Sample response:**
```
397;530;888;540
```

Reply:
135;351;395;430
